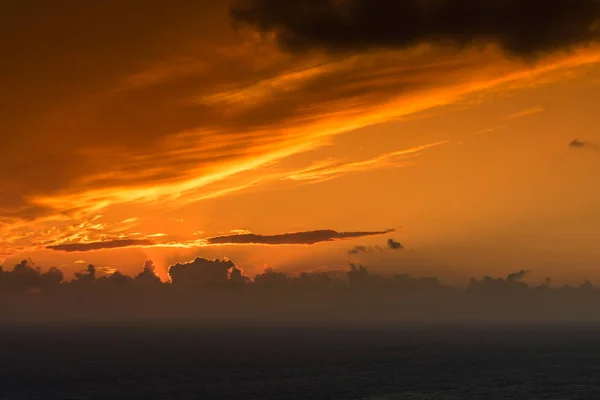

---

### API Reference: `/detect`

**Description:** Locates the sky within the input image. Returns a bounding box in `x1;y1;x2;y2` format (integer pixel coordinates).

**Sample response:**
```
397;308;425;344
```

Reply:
2;0;600;284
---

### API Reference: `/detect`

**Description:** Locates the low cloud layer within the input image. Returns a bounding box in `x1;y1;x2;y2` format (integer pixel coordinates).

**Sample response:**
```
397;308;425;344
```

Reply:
3;258;600;324
207;229;395;245
232;0;600;57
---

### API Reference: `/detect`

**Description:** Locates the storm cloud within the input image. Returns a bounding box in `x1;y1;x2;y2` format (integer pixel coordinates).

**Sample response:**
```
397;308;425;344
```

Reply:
231;0;600;57
208;229;395;245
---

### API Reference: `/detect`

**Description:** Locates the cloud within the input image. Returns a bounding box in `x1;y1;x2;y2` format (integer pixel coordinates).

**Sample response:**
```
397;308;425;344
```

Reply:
387;239;404;250
232;0;600;58
168;257;245;285
503;107;545;120
4;259;600;323
570;139;600;151
507;270;530;282
2;0;600;263
348;238;404;254
207;229;395;246
348;245;383;255
47;239;154;253
285;141;447;183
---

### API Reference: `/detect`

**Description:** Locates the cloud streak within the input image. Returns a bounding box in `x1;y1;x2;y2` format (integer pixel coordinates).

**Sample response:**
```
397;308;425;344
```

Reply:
47;239;155;253
207;229;395;246
503;107;545;120
285;141;448;183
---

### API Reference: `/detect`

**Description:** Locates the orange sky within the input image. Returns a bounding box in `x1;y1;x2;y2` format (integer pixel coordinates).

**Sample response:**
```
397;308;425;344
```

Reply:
2;1;600;285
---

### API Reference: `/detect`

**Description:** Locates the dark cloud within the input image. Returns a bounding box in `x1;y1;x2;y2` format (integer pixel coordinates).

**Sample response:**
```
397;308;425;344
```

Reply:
387;239;404;250
348;238;404;254
570;138;600;151
349;245;369;255
348;245;383;255
47;239;154;252
207;229;395;245
507;269;530;282
570;139;589;148
168;257;244;285
3;259;600;323
231;0;600;58
136;260;162;284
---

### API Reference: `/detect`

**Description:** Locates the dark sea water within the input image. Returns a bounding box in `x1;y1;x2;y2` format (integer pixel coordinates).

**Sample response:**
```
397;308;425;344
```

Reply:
1;324;600;399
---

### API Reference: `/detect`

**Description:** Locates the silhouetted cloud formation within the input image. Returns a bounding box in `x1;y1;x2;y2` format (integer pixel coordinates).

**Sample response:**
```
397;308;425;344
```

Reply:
232;0;600;58
348;245;382;255
507;269;530;282
169;257;245;286
348;238;403;254
387;239;404;250
570;139;589;148
4;258;600;324
570;138;600;151
207;229;395;245
47;239;155;252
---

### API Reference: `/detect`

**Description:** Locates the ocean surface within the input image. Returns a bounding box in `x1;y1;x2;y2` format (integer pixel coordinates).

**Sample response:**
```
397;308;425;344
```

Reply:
1;324;600;399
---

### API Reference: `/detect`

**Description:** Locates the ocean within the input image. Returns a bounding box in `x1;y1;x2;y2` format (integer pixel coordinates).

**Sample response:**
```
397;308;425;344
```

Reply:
1;324;599;399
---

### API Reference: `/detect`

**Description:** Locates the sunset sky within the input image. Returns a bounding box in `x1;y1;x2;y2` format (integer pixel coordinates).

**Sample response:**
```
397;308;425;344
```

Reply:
2;0;600;284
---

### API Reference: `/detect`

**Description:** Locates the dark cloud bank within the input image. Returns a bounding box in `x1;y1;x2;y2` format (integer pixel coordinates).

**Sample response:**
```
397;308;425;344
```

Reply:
3;258;600;324
232;0;600;57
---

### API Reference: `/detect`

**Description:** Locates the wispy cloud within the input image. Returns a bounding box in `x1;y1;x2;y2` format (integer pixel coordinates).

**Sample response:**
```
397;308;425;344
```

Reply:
18;48;600;228
285;141;448;183
348;245;383;255
503;106;545;120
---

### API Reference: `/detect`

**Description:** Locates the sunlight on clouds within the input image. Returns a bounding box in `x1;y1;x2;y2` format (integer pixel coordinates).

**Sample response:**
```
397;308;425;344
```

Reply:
1;45;600;262
285;141;448;182
22;48;600;225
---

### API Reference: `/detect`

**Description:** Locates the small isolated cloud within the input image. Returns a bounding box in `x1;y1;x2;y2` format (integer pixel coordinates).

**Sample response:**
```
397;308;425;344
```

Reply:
208;229;395;246
348;245;383;255
570;139;599;151
47;239;154;252
348;238;404;255
74;260;88;264
387;239;404;250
